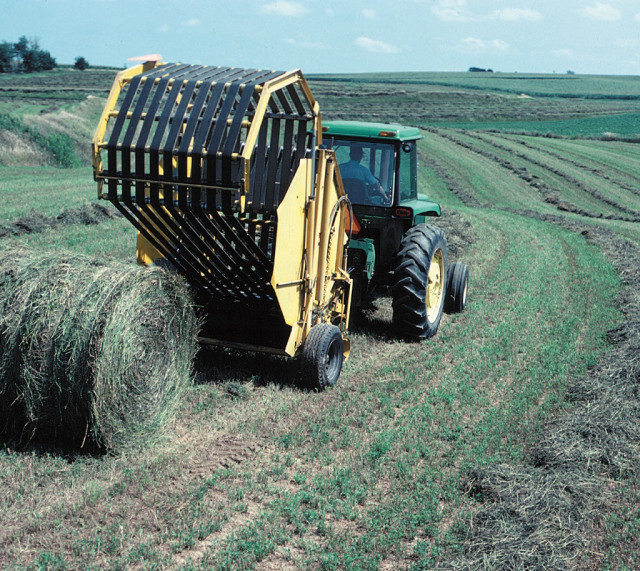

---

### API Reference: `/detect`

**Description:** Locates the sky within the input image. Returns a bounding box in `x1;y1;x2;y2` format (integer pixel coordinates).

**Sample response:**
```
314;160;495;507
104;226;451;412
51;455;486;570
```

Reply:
1;0;640;75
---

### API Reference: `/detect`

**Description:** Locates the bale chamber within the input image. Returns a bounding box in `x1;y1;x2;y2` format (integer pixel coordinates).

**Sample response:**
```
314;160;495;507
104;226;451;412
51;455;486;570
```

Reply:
92;60;352;388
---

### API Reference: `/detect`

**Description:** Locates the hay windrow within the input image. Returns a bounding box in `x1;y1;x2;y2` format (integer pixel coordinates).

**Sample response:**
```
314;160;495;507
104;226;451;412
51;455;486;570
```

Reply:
0;203;121;239
450;218;640;568
0;248;198;451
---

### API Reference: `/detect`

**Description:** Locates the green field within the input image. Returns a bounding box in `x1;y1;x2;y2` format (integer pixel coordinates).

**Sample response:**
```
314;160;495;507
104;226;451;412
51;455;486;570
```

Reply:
1;69;640;568
428;111;640;137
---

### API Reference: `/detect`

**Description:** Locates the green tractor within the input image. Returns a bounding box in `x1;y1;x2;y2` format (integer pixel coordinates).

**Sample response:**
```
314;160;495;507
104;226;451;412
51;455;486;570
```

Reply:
322;120;469;338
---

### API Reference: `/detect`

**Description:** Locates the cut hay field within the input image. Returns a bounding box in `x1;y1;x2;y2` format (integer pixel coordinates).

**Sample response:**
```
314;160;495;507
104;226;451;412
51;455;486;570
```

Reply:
1;69;640;568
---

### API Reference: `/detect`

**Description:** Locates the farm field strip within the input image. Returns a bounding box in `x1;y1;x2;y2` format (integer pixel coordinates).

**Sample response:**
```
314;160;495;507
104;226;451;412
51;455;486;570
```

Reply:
504;134;640;180
416;147;480;208
499;135;640;197
437;129;613;216
2;70;640;567
419;131;551;211
438;128;640;222
0;206;621;568
473;132;640;214
424;128;605;218
311;72;640;98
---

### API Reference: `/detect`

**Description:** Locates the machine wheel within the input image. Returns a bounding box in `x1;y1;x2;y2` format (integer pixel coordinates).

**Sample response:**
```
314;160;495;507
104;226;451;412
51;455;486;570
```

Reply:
392;224;447;339
301;323;344;390
445;262;469;313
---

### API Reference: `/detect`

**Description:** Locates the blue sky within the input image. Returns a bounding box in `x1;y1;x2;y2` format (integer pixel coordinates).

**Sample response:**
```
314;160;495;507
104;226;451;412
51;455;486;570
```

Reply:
1;0;640;74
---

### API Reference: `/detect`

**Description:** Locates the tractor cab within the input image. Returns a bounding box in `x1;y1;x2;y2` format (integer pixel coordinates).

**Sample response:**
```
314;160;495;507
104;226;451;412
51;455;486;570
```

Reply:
322;121;441;287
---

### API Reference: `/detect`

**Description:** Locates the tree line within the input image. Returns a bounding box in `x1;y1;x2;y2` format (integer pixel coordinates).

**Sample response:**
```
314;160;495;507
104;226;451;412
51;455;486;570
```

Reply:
0;36;89;73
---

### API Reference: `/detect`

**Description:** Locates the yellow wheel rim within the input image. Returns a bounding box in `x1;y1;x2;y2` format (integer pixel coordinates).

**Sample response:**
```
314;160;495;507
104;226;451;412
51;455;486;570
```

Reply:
462;280;468;306
426;249;445;322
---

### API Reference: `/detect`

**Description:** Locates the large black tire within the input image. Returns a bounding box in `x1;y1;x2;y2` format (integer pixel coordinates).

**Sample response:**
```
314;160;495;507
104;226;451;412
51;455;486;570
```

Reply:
392;224;448;339
301;323;344;390
445;262;469;314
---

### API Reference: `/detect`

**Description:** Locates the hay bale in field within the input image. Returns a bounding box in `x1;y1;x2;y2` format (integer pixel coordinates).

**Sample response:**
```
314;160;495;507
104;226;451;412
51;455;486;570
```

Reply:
0;249;198;451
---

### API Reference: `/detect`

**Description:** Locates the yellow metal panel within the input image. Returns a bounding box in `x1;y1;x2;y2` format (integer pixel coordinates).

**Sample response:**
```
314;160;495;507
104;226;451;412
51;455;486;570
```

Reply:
271;158;313;328
136;233;163;266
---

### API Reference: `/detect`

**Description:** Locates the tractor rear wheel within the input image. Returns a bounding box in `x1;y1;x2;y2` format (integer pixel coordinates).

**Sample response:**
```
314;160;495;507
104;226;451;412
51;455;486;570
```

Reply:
445;262;469;313
392;224;447;339
301;323;343;390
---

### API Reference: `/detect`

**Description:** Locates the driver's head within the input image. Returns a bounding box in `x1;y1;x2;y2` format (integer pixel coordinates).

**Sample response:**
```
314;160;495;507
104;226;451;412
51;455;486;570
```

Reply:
349;146;364;163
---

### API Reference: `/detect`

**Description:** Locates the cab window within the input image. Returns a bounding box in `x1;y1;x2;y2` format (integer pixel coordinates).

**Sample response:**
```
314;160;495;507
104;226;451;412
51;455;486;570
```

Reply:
398;142;417;201
324;137;395;207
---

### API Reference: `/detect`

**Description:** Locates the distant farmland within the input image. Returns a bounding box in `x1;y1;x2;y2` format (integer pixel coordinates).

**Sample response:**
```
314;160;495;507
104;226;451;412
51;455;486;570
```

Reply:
0;68;639;568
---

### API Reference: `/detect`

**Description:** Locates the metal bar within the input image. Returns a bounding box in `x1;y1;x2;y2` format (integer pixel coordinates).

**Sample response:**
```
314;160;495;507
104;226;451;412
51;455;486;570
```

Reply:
206;82;241;193
264;116;281;213
197;336;287;356
278;118;295;203
251;120;269;213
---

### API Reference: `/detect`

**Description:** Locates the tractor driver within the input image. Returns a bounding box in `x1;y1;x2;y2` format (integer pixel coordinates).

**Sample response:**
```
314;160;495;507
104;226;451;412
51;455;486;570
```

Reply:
339;146;390;205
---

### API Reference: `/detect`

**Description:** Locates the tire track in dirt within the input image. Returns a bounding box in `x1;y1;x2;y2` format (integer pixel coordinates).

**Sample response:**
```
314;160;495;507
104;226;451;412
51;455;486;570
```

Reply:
0;430;268;566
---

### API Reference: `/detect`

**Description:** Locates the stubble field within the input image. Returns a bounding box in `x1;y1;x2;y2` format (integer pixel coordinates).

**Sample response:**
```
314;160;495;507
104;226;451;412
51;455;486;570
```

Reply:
0;68;639;569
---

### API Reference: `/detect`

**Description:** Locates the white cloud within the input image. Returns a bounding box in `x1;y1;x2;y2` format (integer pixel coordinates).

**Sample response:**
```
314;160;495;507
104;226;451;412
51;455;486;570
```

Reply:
355;36;400;54
580;3;621;21
492;39;509;51
554;49;575;57
461;37;508;51
432;0;471;22
284;38;325;49
362;9;376;20
491;8;542;21
261;1;309;17
158;24;170;33
636;12;640;22
182;18;200;27
461;36;486;49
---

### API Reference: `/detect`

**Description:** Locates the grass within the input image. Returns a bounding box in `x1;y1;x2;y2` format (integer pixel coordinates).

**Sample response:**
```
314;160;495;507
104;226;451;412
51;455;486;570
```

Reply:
427;111;640;137
0;207;621;566
0;68;639;567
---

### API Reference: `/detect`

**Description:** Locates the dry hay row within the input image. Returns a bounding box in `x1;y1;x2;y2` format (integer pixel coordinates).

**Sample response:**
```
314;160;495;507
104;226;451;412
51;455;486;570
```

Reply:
427;127;640;224
0;249;198;451
417;148;483;207
478;128;640;145
0;203;122;239
498;134;640;198
465;131;640;219
449;212;640;569
425;127;598;218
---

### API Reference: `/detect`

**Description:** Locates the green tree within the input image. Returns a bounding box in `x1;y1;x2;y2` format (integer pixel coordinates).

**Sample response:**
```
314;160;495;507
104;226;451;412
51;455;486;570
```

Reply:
0;41;13;72
11;37;56;72
74;56;89;71
13;35;29;58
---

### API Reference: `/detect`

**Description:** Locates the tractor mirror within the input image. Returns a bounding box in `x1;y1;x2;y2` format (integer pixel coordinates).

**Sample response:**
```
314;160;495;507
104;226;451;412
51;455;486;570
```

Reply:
402;142;413;153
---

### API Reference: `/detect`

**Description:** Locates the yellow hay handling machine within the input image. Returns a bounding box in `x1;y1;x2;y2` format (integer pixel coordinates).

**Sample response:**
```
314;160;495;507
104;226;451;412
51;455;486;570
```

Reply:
92;60;352;389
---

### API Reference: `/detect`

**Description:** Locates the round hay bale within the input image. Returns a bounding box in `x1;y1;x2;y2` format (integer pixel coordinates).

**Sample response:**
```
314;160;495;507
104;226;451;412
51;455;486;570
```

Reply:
0;248;198;451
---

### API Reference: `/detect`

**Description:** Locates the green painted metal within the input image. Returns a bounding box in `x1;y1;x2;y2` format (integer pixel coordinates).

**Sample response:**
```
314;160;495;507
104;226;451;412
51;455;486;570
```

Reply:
323;120;422;142
400;196;442;225
348;238;376;281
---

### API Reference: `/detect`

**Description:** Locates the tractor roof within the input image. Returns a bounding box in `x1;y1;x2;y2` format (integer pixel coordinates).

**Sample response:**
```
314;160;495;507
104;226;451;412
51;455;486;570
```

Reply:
321;120;422;142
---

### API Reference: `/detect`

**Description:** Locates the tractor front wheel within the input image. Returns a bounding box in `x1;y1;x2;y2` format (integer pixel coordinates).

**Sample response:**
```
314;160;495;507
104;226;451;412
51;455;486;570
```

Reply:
301;323;344;390
445;262;469;313
392;224;448;339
